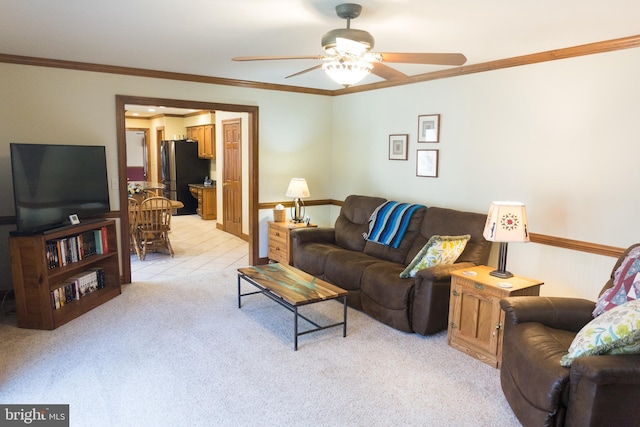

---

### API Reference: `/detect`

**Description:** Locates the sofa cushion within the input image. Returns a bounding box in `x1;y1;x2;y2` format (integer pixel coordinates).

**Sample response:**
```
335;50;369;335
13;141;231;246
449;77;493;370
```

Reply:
335;195;386;252
593;246;640;317
405;206;489;266
399;234;470;279
561;299;640;367
363;204;426;264
293;242;343;278
324;250;380;292
360;261;415;332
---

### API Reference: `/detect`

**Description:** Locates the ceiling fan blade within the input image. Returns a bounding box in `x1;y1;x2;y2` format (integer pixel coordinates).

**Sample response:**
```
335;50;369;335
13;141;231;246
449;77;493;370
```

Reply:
232;55;324;62
286;64;323;79
377;52;467;66
371;63;407;80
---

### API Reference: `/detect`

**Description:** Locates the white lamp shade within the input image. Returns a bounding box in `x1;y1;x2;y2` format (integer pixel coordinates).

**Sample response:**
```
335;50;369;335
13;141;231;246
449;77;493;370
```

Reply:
285;178;310;198
483;201;530;242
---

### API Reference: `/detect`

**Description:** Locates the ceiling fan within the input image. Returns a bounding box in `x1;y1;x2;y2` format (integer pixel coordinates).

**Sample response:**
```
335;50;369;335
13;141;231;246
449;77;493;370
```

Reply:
232;3;467;87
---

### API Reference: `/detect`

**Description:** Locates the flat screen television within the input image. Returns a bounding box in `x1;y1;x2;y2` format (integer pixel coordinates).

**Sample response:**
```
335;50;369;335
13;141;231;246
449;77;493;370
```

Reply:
10;143;111;235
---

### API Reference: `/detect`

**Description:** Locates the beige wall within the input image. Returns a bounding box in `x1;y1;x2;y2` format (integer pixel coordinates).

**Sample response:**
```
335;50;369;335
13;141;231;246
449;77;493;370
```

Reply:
328;47;640;300
0;63;333;289
1;46;639;300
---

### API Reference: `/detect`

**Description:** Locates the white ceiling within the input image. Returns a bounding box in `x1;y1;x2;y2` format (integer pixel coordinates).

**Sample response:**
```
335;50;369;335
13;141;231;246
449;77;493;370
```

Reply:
125;105;203;118
2;0;639;91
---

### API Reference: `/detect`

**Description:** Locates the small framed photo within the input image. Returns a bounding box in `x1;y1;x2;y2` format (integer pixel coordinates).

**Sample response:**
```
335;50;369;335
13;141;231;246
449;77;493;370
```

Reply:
388;134;408;160
417;114;440;143
416;149;439;177
69;214;80;225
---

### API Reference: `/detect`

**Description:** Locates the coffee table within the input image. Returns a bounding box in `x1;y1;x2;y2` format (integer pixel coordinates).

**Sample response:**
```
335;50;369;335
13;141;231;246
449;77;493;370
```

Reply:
237;263;348;350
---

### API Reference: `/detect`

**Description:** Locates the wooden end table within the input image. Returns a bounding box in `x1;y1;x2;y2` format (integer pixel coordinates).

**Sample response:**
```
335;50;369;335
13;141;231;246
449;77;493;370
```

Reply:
448;265;543;368
267;221;317;265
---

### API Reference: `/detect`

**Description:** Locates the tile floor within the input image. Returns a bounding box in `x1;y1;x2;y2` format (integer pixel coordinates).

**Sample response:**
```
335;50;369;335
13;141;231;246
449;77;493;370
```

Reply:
130;214;249;282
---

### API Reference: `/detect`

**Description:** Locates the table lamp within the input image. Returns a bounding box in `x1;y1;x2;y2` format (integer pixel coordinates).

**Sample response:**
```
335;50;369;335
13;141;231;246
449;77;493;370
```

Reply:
482;201;529;278
285;178;310;223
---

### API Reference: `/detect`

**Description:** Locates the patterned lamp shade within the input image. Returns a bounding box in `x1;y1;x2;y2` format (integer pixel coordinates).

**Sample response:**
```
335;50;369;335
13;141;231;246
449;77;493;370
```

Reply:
483;202;529;243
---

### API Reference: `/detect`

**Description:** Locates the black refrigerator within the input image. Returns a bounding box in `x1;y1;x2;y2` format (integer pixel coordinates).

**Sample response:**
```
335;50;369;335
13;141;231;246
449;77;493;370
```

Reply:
160;139;210;215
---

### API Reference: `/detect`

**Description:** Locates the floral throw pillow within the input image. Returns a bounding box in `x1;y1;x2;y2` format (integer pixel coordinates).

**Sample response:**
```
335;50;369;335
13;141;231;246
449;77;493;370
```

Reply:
560;298;640;367
399;235;470;279
593;246;640;317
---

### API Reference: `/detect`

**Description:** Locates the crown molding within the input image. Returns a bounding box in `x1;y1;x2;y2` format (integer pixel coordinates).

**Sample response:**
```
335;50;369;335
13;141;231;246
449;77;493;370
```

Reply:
0;34;638;96
336;34;640;94
0;53;334;96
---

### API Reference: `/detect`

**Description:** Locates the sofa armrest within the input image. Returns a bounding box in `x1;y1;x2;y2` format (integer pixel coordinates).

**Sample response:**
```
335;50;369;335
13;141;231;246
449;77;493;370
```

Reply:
566;354;640;426
571;354;640;384
500;296;595;332
290;227;336;247
410;262;476;335
414;262;478;282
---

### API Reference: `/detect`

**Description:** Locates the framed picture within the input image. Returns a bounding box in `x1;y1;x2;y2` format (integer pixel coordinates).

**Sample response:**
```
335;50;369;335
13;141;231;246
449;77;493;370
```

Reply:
416;149;439;177
388;134;408;160
417;114;440;143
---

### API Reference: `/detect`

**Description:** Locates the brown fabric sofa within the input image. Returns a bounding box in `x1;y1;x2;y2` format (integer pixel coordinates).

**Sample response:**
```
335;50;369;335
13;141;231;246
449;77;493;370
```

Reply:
291;195;491;335
499;243;640;427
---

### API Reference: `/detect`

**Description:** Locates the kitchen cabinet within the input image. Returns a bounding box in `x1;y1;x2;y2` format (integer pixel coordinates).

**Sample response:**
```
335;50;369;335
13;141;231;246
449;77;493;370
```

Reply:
187;125;215;159
189;184;216;220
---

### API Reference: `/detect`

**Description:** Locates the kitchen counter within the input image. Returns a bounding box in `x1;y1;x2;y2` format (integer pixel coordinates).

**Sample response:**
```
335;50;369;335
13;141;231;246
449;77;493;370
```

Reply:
188;184;217;220
189;183;216;189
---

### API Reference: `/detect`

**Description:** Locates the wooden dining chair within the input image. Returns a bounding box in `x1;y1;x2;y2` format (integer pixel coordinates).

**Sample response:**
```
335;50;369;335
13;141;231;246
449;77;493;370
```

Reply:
128;197;142;260
141;188;158;198
138;196;174;260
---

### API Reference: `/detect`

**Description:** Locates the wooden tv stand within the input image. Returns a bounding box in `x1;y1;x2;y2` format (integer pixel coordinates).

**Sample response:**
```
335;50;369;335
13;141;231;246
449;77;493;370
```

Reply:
9;219;121;329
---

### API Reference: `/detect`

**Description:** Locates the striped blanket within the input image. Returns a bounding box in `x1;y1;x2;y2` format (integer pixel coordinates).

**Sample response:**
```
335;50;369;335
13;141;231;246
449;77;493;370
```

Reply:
364;201;425;248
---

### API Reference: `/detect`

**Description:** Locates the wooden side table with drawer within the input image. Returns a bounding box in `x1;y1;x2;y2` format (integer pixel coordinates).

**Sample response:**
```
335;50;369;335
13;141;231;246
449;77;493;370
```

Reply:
267;221;316;265
448;265;543;368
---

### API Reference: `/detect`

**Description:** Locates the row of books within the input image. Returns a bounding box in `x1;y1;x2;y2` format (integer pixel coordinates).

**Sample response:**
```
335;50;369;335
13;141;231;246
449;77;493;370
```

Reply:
46;227;108;269
51;267;106;310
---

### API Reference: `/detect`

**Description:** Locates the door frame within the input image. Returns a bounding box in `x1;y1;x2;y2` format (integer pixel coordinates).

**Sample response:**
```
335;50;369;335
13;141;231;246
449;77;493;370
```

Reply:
116;95;259;284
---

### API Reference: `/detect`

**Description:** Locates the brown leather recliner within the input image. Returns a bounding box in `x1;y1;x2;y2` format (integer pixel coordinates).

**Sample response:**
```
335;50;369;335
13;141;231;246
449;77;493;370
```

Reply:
499;243;640;427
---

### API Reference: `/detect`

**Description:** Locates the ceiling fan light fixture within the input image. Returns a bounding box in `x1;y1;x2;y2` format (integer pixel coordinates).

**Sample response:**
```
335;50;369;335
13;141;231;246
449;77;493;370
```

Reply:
322;58;372;87
321;28;375;56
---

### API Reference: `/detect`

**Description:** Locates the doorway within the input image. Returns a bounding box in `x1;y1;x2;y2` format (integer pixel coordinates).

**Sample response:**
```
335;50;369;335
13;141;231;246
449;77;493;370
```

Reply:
125;129;149;181
116;95;259;284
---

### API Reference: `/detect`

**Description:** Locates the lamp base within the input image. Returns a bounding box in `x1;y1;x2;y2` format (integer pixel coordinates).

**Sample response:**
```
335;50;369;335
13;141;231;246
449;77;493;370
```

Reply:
290;198;305;223
489;269;514;279
490;241;514;279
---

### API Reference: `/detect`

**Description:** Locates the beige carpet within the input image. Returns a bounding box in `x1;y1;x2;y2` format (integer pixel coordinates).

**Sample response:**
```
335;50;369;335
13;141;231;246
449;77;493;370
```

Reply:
0;269;520;426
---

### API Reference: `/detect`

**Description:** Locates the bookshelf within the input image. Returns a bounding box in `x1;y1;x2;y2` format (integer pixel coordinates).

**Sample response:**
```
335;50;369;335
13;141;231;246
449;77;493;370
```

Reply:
9;219;121;329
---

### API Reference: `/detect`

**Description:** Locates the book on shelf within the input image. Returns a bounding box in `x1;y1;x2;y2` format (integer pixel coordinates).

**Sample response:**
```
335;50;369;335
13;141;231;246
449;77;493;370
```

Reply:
100;226;108;254
45;227;108;269
50;267;106;310
94;230;103;255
